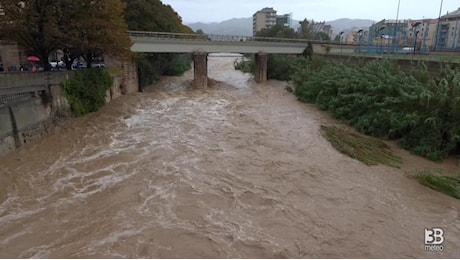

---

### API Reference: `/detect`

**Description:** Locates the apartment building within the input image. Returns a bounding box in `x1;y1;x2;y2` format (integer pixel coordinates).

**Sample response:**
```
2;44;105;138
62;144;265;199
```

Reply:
437;8;460;50
253;7;277;36
252;7;293;36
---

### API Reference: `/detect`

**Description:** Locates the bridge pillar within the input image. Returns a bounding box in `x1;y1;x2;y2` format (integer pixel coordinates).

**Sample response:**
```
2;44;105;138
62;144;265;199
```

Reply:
193;52;208;88
254;52;267;84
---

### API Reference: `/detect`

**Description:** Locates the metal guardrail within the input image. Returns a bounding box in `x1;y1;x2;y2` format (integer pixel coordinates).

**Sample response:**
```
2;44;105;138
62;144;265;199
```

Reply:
127;30;331;44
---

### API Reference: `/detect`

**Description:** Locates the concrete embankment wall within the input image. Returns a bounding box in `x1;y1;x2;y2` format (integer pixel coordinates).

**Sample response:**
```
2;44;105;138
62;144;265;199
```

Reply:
0;95;53;152
0;58;138;156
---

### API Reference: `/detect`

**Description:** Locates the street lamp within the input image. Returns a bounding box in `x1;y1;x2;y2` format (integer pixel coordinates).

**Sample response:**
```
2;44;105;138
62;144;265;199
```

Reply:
412;22;422;56
339;31;344;56
357;29;363;53
379;26;386;54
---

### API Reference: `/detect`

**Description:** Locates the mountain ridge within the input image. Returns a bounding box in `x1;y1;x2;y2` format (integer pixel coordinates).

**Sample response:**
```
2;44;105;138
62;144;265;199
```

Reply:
187;17;375;36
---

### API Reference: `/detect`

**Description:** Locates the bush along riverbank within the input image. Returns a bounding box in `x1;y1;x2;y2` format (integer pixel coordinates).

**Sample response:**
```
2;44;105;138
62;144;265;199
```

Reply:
294;58;460;162
137;53;192;90
236;53;460;199
62;69;114;117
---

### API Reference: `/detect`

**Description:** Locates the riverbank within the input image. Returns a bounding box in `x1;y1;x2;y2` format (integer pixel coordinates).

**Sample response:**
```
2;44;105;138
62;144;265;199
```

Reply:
0;58;138;156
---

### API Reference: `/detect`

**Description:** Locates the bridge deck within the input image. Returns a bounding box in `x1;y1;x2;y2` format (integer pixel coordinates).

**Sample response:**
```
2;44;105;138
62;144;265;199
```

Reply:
129;31;312;54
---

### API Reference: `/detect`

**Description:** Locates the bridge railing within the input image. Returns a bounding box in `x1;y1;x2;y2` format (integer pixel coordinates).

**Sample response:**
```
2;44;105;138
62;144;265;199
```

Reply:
128;30;335;45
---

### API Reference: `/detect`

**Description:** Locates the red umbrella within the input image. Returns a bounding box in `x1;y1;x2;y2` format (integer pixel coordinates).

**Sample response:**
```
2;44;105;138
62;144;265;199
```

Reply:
27;56;40;62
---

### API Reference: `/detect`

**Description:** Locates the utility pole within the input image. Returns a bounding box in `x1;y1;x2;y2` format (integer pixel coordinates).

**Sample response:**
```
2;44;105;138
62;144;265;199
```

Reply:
434;0;444;51
393;0;401;54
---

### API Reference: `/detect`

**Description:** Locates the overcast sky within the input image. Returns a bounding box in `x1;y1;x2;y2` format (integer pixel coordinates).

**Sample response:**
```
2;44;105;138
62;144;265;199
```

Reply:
160;0;459;24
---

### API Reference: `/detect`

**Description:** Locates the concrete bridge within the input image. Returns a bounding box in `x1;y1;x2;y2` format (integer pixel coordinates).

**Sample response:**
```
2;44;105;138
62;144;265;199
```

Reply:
128;31;326;87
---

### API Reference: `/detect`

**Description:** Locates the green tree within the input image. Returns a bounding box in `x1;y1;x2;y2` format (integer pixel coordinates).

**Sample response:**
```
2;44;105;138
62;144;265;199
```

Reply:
0;0;132;71
0;1;63;71
123;0;193;89
298;19;314;39
255;24;296;38
123;0;192;33
303;42;314;60
60;0;132;68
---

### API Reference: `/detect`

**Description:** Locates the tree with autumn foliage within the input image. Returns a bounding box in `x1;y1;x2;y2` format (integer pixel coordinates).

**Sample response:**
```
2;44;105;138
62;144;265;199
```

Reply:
0;1;63;71
0;0;132;71
123;0;194;89
59;0;132;69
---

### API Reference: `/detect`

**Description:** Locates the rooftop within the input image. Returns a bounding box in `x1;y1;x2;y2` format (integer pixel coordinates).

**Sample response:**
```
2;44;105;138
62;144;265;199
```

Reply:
257;7;276;14
441;8;460;19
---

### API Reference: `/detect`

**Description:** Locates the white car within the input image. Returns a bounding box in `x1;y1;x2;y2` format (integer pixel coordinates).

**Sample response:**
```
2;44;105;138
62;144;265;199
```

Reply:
50;61;65;70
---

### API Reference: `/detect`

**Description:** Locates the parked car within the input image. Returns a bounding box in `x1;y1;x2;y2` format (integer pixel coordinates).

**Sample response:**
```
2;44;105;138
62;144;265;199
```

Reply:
50;61;65;70
91;63;106;68
8;65;22;72
72;60;86;69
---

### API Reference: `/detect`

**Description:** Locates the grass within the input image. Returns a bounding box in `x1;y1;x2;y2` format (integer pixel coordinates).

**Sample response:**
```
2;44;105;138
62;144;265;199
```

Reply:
321;125;402;168
413;169;460;199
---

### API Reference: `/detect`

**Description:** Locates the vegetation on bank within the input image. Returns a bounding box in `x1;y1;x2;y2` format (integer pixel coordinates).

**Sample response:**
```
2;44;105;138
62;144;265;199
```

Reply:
413;169;460;199
137;53;192;89
321;126;402;168
62;69;114;117
294;58;460;162
124;0;193;88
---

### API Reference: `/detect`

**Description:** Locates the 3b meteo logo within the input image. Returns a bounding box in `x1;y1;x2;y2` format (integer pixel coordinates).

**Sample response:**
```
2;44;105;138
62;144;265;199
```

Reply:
424;228;444;252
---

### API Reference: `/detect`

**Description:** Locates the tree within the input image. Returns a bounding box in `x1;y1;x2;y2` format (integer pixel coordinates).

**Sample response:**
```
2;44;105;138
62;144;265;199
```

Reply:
0;0;132;70
255;24;296;39
303;42;314;60
123;0;193;89
298;19;314;39
59;0;132;68
123;0;192;33
0;1;64;71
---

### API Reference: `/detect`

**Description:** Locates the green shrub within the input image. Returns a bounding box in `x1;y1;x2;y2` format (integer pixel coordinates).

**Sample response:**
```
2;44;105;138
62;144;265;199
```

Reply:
136;53;192;89
163;54;192;76
234;56;254;73
414;169;460;199
62;69;113;117
293;58;460;161
267;54;297;81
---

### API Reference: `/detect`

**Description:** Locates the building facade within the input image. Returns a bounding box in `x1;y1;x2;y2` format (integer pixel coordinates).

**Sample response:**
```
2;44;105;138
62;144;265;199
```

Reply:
253;7;277;36
312;22;333;40
366;8;460;52
436;8;460;50
253;8;293;36
276;13;293;28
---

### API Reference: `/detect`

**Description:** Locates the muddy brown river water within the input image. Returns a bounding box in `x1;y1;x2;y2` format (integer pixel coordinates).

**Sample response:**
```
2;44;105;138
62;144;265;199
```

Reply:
0;54;459;258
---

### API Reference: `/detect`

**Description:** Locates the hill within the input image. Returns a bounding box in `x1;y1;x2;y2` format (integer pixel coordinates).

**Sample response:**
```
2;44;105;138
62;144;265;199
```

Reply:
188;18;253;36
187;17;375;36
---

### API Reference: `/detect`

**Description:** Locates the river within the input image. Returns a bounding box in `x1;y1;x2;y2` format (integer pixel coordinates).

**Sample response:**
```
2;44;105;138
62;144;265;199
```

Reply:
0;54;459;258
